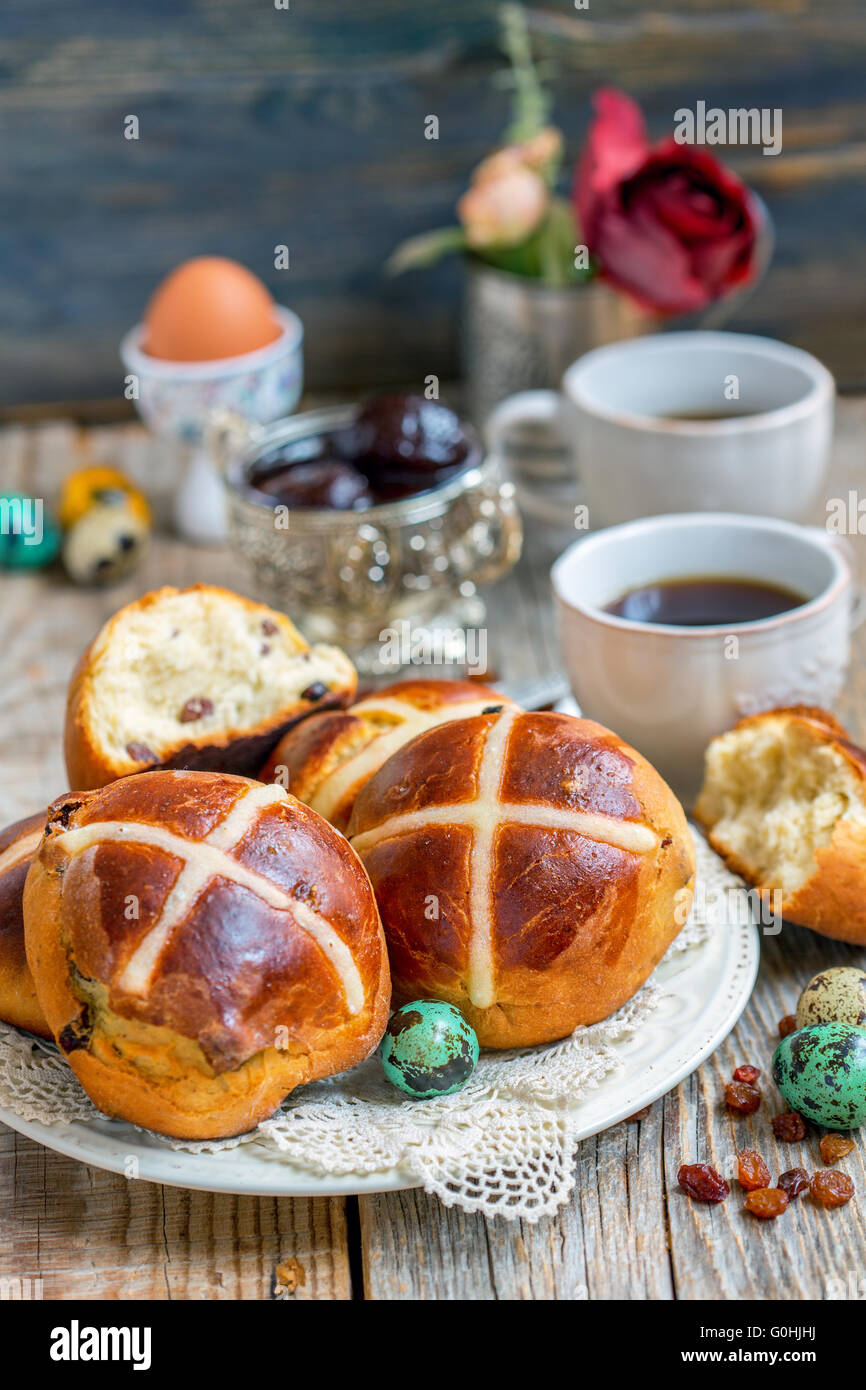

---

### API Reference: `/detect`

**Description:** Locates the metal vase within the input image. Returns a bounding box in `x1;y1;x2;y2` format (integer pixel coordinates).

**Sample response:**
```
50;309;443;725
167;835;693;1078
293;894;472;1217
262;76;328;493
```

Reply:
460;261;652;428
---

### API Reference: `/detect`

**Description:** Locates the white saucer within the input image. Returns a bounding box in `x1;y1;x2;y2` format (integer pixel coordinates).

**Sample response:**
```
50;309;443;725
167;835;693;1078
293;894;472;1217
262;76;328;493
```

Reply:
0;899;759;1197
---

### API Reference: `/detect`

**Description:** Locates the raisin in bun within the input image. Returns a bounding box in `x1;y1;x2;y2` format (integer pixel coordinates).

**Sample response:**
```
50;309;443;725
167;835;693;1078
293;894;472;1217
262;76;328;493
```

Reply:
24;770;389;1139
695;706;866;944
348;707;695;1048
0;813;50;1037
64;585;356;791
261;679;517;833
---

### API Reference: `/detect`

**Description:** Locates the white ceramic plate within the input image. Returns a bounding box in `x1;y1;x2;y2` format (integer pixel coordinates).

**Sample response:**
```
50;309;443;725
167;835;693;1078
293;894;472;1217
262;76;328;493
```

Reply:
0;904;759;1197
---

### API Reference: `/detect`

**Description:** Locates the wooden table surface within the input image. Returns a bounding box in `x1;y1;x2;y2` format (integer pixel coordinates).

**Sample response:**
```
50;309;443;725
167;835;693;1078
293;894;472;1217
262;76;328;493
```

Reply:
2;402;866;1301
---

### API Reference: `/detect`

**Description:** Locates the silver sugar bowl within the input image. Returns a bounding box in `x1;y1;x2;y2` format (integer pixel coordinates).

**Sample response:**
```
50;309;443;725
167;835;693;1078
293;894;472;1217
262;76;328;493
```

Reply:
221;404;522;670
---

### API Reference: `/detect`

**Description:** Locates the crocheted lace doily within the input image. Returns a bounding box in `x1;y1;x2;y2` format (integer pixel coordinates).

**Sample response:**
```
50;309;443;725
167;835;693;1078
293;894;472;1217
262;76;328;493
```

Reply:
0;831;742;1222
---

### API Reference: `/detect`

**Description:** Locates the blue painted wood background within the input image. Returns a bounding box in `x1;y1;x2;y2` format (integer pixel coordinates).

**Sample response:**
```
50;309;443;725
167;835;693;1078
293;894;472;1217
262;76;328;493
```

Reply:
1;0;864;408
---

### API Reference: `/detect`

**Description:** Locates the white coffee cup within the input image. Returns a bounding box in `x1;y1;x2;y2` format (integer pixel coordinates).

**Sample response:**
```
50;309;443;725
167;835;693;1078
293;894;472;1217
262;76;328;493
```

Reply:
551;513;860;804
488;331;835;527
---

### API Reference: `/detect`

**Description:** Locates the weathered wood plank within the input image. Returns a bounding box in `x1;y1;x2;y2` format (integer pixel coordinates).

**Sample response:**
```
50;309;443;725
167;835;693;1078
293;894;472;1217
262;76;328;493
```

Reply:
360;1103;675;1300
0;1127;351;1300
0;0;865;403
665;923;866;1302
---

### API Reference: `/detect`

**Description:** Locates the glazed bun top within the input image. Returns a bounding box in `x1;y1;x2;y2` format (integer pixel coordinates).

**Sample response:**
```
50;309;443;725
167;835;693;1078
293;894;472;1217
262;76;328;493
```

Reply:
0;813;45;929
349;706;682;843
261;678;516;832
349;707;694;1023
0;812;51;1038
34;770;387;1072
358;679;506;714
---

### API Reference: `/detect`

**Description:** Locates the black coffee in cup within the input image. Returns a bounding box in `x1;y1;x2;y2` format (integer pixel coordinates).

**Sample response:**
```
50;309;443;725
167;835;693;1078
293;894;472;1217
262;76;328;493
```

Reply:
605;576;807;626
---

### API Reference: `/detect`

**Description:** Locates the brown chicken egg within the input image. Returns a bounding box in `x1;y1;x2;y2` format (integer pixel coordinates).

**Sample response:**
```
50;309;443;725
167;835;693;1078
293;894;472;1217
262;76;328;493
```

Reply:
142;256;282;361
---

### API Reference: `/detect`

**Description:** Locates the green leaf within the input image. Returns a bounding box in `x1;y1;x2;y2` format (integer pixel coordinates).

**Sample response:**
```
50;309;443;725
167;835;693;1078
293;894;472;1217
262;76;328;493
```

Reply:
480;241;544;278
476;201;599;285
385;227;467;275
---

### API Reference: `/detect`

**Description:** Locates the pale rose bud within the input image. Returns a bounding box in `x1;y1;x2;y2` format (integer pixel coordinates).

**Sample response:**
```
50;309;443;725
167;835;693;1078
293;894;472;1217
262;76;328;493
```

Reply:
517;126;564;170
470;147;525;186
458;164;548;249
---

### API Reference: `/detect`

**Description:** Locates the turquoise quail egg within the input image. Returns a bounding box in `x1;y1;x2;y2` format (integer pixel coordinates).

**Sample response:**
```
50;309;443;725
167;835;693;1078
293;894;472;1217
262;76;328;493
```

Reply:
773;1021;866;1130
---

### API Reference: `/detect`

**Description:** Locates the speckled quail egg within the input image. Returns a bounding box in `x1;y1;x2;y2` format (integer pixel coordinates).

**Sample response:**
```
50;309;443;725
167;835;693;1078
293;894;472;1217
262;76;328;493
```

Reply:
773;1021;866;1129
796;966;866;1031
381;1000;479;1099
62;500;149;586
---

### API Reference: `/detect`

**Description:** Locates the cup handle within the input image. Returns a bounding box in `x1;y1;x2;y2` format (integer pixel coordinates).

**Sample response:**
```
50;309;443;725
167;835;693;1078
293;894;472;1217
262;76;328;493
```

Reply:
485;390;581;526
484;389;564;457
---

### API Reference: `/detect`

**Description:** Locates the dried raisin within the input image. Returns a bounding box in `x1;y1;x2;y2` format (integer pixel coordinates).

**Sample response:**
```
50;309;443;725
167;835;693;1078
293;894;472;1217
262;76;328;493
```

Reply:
811;1169;854;1208
179;697;214;724
819;1134;855;1165
778;1014;797;1038
744;1188;789;1220
737;1149;771;1191
733;1064;760;1084
125;741;158;765
725;1081;761;1114
57;1006;93;1055
678;1163;729;1204
778;1168;810;1200
771;1111;807;1142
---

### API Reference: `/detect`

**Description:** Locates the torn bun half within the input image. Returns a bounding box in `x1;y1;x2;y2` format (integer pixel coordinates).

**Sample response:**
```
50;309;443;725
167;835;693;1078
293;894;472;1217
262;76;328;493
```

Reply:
64;584;357;790
695;705;866;943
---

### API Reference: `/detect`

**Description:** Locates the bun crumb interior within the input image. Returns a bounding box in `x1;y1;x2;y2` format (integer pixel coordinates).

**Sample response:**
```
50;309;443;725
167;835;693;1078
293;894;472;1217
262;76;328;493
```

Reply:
696;710;866;896
89;590;337;760
64;585;357;788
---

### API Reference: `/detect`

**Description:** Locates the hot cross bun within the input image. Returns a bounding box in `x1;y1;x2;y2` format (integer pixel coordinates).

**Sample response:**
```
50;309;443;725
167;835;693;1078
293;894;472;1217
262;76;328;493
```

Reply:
0;812;51;1038
24;770;390;1138
348;708;695;1048
64;584;357;790
261;679;517;833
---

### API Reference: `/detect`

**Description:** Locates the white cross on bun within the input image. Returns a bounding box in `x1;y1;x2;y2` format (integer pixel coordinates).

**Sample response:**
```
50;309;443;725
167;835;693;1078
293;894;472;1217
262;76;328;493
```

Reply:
261;679;518;833
24;770;390;1139
64;584;357;791
348;707;695;1048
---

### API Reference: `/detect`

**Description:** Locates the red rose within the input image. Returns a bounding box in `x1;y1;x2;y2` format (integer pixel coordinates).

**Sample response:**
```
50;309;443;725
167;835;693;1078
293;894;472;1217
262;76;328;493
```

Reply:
575;88;763;315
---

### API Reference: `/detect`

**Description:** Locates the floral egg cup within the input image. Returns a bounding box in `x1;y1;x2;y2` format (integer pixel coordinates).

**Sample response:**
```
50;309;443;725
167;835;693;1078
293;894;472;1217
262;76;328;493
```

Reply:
120;306;304;542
